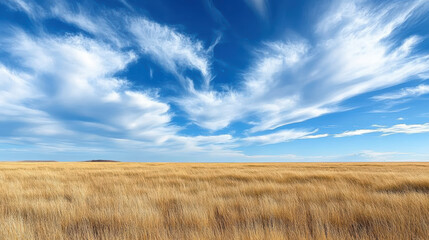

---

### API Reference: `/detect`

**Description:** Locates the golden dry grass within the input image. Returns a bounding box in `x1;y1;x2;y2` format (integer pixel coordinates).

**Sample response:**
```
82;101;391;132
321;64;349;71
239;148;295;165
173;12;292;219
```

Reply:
1;162;429;240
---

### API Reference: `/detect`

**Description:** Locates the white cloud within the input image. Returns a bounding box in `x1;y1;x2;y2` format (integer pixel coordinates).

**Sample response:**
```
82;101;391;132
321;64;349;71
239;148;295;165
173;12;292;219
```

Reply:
373;84;429;101
4;1;429;136
0;65;36;104
1;0;45;18
3;32;136;101
300;134;329;139
118;0;133;10
0;31;177;144
334;129;378;138
243;0;268;18
335;123;429;137
1;0;429;160
242;129;326;145
50;1;133;48
0;64;49;123
179;0;429;133
369;107;410;114
177;89;245;131
0;0;233;155
381;123;429;135
165;134;237;153
2;0;128;47
178;41;311;131
129;18;212;87
2;0;212;85
203;0;229;27
53;2;214;87
0;30;239;155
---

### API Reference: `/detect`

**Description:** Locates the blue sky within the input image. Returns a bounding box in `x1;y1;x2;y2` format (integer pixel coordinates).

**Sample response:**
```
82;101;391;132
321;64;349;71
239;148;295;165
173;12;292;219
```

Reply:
1;0;429;162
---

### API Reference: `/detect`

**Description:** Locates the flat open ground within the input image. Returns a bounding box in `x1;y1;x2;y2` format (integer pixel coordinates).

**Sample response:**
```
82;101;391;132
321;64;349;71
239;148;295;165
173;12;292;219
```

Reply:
1;162;429;239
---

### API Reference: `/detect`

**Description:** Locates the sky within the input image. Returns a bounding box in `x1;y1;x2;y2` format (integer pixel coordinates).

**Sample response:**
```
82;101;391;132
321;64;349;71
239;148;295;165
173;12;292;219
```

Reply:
0;0;429;162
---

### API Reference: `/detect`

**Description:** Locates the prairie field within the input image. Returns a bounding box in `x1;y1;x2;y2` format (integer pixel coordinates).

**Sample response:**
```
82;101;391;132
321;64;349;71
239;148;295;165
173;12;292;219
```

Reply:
1;162;429;240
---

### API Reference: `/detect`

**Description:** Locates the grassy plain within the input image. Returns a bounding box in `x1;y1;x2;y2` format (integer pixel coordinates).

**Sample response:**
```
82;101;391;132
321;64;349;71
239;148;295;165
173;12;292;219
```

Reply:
0;162;429;239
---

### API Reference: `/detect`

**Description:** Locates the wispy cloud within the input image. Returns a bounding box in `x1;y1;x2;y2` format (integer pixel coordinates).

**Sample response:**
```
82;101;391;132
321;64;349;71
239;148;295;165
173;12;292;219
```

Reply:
369;107;410;113
2;0;213;89
335;123;429;137
129;17;212;88
0;31;176;143
373;84;429;101
203;0;229;28
0;29;237;156
0;0;227;155
242;129;326;145
2;0;127;47
334;129;378;138
179;0;429;133
1;0;45;18
178;41;311;131
243;0;269;19
1;0;429;161
118;0;133;11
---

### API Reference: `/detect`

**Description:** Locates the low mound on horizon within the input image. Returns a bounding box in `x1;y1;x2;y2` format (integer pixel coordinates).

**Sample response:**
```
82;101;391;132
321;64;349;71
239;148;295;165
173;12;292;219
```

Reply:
84;160;120;162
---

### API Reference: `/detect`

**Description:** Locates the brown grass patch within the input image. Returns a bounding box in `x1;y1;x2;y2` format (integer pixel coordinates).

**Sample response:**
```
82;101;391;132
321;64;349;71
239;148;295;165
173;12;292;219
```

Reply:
0;162;428;239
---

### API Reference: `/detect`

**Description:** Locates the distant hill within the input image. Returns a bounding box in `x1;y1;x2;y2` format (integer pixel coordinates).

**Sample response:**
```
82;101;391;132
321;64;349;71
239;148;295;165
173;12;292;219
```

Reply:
84;160;120;162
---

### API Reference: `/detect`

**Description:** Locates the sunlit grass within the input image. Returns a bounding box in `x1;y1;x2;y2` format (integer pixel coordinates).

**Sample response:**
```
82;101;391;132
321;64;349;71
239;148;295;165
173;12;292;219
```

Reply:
1;162;428;239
